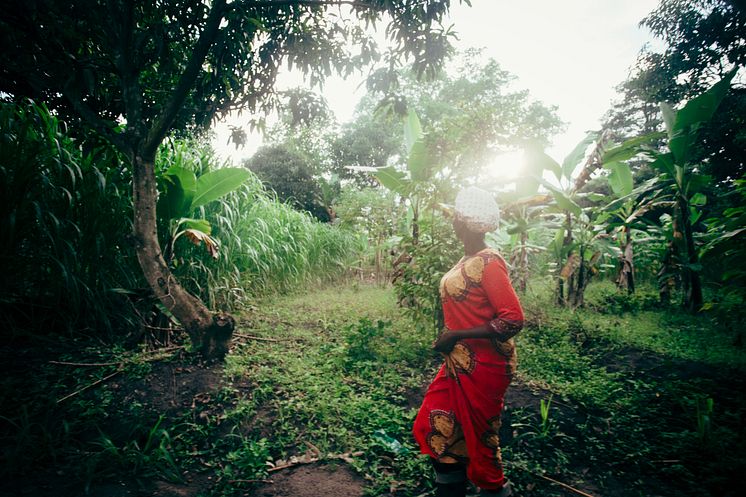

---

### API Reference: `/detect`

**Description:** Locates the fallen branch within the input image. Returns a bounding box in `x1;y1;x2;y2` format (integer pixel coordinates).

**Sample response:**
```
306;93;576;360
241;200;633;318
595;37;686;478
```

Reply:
538;474;596;497
412;489;435;497
53;346;184;403
229;478;273;484
267;450;364;473
234;333;283;343
56;369;122;404
50;346;184;368
49;360;120;367
142;323;184;332
234;333;304;343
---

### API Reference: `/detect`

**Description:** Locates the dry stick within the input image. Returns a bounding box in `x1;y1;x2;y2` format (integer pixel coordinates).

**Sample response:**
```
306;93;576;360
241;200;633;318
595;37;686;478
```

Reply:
267;459;318;473
538;474;597;497
49;346;184;368
56;369;122;404
412;489;435;497
233;333;303;343
228;478;273;484
53;346;184;403
49;360;120;367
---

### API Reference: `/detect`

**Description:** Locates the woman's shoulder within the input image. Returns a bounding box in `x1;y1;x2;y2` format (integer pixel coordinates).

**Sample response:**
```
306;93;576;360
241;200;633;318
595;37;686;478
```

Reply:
477;247;506;265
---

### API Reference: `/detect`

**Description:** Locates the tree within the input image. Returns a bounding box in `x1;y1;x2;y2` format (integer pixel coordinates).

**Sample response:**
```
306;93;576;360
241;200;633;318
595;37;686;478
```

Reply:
647;71;736;311
330;106;403;187
396;50;564;183
0;0;462;358
244;144;329;221
610;0;746;182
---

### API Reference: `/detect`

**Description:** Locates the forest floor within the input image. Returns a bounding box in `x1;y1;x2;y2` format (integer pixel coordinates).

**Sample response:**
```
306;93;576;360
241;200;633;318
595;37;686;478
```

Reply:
1;281;744;497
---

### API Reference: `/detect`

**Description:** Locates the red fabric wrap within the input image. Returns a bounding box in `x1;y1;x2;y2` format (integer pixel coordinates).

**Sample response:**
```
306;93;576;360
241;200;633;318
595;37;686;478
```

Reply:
413;249;524;490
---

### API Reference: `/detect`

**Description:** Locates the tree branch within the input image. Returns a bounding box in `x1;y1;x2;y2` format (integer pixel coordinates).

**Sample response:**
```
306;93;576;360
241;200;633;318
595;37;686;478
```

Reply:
63;88;129;153
116;0;144;141
243;0;378;7
143;0;228;158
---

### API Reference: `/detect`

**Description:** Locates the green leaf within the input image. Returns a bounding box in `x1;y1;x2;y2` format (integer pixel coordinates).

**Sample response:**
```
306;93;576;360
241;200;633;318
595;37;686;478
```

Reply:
374;166;410;196
648;153;676;178
192;168;250;209
540;179;582;216
690;207;702;225
525;145;562;181
668;132;696;167
686;174;712;196
674;70;735;133
562;132;598;180
166;165;197;194
690;192;707;206
407;139;429;181
176;217;212;235
606;162;633;196
664;71;735;164
158;168;197;221
601;132;665;163
403;109;423;154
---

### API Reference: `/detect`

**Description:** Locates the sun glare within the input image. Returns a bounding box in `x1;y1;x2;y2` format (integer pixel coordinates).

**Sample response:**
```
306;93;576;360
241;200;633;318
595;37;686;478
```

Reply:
488;150;525;183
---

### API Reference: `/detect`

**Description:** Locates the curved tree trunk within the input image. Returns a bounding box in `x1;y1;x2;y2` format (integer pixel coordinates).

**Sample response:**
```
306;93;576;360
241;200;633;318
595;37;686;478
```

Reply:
132;154;234;359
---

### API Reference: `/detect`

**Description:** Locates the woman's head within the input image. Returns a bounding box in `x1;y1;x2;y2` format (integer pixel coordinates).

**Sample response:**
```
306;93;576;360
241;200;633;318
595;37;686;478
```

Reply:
452;187;500;241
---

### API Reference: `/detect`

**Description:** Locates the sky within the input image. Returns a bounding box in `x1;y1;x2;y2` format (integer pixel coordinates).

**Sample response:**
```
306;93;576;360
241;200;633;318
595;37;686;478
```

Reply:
210;0;663;178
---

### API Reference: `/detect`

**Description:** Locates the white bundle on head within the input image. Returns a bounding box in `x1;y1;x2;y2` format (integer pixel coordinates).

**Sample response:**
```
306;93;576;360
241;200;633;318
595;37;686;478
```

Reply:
454;186;500;233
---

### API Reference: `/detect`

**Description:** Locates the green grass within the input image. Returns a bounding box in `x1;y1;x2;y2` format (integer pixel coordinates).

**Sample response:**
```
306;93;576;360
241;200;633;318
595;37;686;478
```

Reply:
222;285;436;496
4;279;744;497
509;279;745;496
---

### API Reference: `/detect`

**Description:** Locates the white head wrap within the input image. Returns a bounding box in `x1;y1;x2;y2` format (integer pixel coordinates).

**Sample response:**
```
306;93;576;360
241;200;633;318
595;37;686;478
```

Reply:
454;187;500;233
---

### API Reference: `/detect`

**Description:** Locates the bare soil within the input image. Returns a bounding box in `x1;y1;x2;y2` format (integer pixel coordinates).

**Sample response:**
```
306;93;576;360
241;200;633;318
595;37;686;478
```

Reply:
253;463;365;497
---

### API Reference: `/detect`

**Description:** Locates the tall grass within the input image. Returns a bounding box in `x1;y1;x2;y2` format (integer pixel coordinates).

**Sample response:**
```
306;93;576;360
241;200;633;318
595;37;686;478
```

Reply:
1;100;363;339
168;142;364;308
0;99;142;337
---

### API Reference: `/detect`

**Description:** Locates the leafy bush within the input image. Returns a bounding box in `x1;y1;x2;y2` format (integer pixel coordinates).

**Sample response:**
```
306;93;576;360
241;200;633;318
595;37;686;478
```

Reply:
588;284;661;314
393;225;461;333
343;318;391;363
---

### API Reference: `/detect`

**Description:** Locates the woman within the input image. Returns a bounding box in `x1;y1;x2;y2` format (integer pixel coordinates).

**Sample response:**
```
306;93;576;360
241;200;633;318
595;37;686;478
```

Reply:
413;187;524;497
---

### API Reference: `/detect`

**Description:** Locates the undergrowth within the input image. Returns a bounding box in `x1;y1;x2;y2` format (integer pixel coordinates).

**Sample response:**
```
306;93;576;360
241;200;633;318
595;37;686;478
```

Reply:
2;280;744;497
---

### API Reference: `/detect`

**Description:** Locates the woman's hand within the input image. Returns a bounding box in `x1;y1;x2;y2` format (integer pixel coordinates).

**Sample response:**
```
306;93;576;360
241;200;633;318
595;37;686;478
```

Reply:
432;331;458;353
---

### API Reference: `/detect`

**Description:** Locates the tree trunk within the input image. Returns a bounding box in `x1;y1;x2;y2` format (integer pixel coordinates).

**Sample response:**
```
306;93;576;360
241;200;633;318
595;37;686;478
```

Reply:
132;154;234;360
412;200;419;245
556;277;565;306
569;249;586;309
678;196;703;312
556;212;574;307
519;230;528;293
617;227;635;294
658;239;676;304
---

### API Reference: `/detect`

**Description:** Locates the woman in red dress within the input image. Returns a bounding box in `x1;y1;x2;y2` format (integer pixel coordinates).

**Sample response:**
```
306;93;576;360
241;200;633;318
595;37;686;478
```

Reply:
413;187;523;497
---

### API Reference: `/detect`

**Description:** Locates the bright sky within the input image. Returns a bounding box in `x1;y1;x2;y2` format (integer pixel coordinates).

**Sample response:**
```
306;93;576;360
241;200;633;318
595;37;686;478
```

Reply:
211;0;663;179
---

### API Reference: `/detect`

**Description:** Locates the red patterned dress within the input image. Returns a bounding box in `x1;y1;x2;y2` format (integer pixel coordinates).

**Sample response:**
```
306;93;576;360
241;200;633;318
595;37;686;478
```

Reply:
413;248;524;490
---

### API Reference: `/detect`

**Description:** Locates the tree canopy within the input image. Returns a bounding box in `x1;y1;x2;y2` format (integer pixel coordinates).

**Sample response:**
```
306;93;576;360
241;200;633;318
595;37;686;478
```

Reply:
0;0;464;358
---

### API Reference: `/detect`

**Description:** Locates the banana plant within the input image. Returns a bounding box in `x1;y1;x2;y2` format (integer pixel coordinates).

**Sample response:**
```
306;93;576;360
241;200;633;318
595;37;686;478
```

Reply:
643;70;735;312
524;133;605;306
371;109;436;245
526;128;663;306
158;164;251;262
599;178;673;294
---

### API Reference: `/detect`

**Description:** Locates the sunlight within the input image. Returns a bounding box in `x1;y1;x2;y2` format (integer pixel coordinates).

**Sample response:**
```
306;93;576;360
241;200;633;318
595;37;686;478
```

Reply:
487;149;525;183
